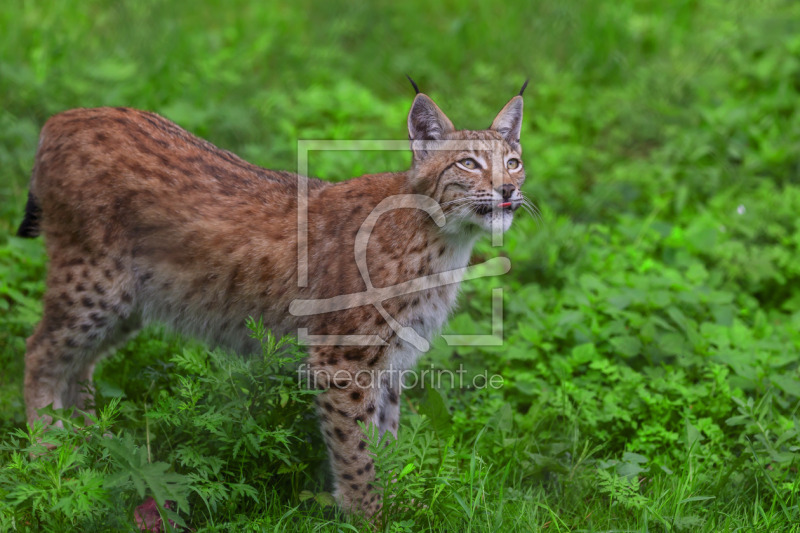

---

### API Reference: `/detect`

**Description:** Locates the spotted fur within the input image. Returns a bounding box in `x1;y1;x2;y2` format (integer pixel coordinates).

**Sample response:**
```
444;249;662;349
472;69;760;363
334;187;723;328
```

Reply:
18;87;527;517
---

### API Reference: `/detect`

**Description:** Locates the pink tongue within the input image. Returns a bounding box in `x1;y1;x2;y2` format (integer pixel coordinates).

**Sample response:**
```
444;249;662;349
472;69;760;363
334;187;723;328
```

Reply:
498;202;512;208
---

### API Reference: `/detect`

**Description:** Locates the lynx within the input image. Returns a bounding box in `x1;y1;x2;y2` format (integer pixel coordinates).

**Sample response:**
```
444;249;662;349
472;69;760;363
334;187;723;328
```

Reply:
17;79;528;517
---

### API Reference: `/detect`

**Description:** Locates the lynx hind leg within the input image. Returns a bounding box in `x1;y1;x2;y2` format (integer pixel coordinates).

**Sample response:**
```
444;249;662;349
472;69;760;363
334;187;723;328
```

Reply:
24;253;140;426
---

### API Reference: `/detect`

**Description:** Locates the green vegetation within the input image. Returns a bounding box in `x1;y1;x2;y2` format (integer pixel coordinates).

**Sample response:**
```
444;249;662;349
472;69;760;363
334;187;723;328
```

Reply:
2;0;800;530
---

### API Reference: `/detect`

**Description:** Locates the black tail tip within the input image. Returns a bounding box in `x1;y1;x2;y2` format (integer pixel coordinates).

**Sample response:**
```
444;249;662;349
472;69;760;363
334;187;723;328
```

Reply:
16;192;41;238
16;223;40;238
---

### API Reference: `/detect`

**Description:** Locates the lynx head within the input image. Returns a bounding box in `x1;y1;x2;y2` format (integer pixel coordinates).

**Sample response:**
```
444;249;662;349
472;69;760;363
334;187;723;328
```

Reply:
406;80;528;235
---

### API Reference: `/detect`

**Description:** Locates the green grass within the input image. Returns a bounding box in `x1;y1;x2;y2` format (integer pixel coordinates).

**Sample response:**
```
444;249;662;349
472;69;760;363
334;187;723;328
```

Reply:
2;0;800;531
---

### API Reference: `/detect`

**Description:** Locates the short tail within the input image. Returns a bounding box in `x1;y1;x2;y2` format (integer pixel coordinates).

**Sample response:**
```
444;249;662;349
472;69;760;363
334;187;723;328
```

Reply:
16;191;42;238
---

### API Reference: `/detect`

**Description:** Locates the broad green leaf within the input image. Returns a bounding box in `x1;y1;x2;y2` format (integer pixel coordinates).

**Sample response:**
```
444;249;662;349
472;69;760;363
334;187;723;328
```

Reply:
610;336;641;358
418;388;454;439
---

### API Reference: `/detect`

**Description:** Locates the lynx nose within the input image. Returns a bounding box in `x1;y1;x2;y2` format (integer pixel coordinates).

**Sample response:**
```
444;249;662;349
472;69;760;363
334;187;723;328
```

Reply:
498;184;516;200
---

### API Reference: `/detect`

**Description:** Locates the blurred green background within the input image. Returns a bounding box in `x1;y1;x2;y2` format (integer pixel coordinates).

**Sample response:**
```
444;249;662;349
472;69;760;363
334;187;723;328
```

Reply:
2;0;800;531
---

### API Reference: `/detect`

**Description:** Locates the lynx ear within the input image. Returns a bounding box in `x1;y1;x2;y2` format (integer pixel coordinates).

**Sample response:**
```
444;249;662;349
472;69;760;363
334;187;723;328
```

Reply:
491;94;524;152
407;94;455;160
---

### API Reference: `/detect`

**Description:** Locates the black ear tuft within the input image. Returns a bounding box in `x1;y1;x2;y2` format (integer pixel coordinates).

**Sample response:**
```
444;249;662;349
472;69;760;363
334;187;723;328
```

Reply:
406;75;420;95
519;78;530;96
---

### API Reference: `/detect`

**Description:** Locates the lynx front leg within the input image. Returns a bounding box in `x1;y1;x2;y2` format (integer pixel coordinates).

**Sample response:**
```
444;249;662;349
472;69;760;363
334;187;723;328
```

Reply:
316;385;382;516
309;347;386;517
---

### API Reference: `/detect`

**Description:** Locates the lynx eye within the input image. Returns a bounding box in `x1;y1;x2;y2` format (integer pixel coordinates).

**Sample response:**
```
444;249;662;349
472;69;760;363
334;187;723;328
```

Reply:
507;158;521;170
458;158;478;170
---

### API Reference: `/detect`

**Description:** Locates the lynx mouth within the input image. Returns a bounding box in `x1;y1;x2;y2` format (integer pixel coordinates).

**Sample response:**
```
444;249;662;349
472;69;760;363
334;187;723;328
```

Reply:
474;202;519;216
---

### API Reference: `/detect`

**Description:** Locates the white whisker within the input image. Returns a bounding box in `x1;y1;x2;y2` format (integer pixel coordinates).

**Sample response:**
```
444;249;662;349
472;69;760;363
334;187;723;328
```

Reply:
520;194;544;227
